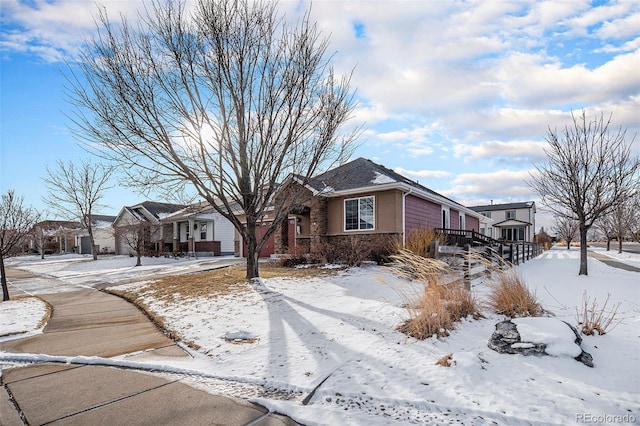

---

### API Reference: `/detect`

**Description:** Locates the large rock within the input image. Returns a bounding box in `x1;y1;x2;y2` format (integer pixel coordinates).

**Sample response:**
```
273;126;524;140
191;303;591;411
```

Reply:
488;318;593;367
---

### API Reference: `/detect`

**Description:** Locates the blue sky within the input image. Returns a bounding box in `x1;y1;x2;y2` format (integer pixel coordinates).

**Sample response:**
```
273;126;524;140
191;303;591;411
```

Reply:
1;0;639;231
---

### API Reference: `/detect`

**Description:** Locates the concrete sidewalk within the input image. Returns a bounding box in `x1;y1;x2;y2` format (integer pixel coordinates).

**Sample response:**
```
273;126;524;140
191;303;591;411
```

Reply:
1;279;299;425
588;250;640;272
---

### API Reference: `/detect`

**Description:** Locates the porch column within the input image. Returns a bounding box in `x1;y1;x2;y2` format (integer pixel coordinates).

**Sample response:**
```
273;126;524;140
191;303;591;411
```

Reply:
274;217;289;254
173;222;179;253
310;197;328;256
188;219;195;255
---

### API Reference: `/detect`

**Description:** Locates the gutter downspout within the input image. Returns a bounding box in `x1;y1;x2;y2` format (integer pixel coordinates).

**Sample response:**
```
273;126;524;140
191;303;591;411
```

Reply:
402;188;413;249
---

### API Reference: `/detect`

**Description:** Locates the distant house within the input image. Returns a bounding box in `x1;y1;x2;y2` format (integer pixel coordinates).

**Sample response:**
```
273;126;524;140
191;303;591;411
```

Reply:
469;201;536;242
160;201;236;257
113;201;187;256
75;215;117;254
246;157;488;258
29;220;82;254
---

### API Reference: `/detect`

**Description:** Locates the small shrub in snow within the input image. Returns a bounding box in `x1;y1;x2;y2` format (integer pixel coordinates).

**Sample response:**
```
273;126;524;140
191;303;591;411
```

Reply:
435;353;453;367
487;270;543;318
397;276;480;339
576;291;621;336
398;282;453;339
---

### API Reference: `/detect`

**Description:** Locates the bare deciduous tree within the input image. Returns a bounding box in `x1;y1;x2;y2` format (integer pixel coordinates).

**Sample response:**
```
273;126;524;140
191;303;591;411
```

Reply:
66;0;359;278
43;160;114;261
596;193;639;253
114;220;150;267
31;223;47;260
1;190;40;301
594;213;617;251
529;110;640;275
553;214;579;250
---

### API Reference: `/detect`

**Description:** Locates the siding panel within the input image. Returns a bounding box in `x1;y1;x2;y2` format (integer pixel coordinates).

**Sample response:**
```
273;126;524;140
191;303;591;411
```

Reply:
405;195;441;233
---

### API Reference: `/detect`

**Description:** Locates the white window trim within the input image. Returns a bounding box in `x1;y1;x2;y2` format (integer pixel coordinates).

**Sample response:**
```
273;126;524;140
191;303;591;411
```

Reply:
344;196;375;231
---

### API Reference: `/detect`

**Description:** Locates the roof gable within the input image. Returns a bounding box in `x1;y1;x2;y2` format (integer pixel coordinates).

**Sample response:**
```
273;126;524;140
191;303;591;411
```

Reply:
308;157;442;198
139;201;188;219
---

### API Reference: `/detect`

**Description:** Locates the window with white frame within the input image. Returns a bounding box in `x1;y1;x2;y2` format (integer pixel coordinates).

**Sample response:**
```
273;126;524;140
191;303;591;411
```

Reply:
345;196;374;231
505;210;516;219
200;223;207;240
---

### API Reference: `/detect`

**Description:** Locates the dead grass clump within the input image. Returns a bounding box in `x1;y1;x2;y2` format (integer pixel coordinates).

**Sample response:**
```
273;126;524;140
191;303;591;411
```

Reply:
399;286;452;339
391;249;450;283
487;270;543;318
392;250;480;339
576;291;621;335
398;278;481;339
435;354;453;367
405;228;444;258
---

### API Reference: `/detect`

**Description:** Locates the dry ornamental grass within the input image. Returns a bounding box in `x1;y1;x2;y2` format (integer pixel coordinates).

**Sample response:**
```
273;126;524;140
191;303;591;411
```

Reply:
487;270;543;318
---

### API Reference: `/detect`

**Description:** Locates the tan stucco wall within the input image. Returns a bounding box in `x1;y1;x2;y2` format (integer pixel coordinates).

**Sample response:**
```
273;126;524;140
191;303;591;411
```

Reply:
326;190;403;235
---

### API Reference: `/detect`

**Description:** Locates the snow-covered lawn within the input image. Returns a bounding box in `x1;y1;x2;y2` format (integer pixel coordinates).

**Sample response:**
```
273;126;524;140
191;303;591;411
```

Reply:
1;246;639;425
5;253;238;287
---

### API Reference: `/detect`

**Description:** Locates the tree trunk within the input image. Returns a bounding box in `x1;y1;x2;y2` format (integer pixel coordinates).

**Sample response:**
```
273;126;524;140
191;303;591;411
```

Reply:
136;238;142;266
88;226;98;260
606;238;611;251
566;239;571;249
579;223;588;276
244;220;260;279
618;237;623;254
0;251;9;301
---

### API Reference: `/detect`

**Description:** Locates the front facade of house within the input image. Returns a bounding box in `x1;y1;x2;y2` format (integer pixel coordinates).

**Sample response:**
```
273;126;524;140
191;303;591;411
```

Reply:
113;201;187;255
160;202;236;257
29;220;82;255
469;201;536;242
75;215;117;254
266;158;488;257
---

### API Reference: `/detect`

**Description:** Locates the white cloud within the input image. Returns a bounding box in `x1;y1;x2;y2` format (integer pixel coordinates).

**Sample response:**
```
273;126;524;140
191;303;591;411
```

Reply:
395;167;452;180
597;12;640;39
453;140;547;162
439;169;537;201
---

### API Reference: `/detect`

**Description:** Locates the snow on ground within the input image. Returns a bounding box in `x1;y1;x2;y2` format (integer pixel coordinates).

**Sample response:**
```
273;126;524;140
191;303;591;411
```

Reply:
0;297;48;338
1;246;639;425
5;253;238;287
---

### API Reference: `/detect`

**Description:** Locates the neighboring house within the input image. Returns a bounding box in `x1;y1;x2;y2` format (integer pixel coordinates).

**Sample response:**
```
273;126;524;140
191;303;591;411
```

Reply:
160;201;236;257
469;201;536;242
113;201;187;255
75;215;117;254
29;220;82;254
248;157;489;258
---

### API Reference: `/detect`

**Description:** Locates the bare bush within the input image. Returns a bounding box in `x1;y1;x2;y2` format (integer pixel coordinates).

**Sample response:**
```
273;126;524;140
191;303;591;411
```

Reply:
487;270;543;318
576;291;621;335
311;235;398;266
